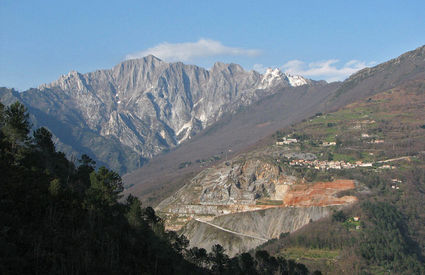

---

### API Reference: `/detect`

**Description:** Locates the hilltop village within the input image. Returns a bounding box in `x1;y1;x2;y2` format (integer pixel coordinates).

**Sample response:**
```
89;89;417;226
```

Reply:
274;135;405;170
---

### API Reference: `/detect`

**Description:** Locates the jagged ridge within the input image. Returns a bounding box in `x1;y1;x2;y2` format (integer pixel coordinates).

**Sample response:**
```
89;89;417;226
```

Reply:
1;56;309;173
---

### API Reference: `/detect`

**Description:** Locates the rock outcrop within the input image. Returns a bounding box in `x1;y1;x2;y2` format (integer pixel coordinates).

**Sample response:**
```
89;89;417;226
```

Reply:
156;149;358;255
0;57;309;173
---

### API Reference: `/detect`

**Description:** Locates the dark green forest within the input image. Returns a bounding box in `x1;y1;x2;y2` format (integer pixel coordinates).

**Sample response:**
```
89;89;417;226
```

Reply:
0;101;315;274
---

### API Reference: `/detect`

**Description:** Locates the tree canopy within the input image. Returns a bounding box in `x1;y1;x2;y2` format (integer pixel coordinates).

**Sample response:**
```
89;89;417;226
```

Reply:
0;101;313;274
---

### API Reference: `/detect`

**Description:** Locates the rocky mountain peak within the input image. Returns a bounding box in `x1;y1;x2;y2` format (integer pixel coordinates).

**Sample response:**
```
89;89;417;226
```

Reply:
39;70;87;92
122;54;163;66
6;57;314;173
257;67;309;89
143;54;162;62
284;72;310;87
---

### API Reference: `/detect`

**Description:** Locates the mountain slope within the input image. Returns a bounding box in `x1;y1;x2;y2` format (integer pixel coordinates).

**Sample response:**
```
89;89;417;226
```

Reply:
123;82;340;205
329;44;425;107
150;45;425;262
124;45;425;206
0;58;309;173
0;101;206;275
254;76;425;274
155;72;425;265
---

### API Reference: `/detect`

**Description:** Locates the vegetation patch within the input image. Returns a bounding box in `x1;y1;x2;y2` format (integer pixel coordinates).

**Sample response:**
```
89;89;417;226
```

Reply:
343;217;361;231
256;199;283;205
279;247;340;260
263;81;425;274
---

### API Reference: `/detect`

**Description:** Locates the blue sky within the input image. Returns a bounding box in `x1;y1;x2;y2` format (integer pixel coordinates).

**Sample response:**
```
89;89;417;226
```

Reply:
1;0;424;90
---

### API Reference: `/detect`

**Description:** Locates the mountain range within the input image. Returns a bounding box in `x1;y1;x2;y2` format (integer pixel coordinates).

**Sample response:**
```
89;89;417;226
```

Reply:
1;45;424;204
123;45;425;205
0;56;311;174
151;45;425;266
1;44;425;273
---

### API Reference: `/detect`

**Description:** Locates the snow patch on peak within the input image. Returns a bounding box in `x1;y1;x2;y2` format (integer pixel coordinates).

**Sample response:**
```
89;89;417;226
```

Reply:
257;68;308;89
257;68;285;89
285;73;308;87
265;68;282;78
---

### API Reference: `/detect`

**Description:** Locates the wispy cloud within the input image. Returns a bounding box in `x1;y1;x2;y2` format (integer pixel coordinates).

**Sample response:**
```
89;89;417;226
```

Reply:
281;59;376;82
126;39;261;62
252;64;268;74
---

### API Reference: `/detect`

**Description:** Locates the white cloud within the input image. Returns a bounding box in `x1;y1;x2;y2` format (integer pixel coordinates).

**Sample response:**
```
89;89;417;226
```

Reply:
126;39;261;62
252;64;268;74
281;59;376;82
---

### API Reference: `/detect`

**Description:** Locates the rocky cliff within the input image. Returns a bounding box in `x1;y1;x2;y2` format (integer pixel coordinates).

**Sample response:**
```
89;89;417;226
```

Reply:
156;147;358;255
0;57;309;173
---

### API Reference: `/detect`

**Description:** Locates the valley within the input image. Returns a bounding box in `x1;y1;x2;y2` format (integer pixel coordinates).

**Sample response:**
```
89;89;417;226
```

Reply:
2;2;424;274
123;45;425;208
155;53;425;269
1;44;424;274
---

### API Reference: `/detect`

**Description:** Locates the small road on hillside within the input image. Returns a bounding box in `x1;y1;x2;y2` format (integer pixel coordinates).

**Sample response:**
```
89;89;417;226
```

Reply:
377;156;411;163
194;218;269;242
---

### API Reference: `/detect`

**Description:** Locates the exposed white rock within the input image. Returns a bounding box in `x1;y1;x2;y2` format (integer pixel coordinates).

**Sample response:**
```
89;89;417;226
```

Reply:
176;121;193;143
157;153;350;256
20;57;312;173
257;68;286;89
285;73;309;87
257;68;309;89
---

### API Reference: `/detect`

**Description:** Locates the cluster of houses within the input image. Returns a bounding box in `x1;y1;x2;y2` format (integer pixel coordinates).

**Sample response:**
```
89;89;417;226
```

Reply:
275;133;384;148
379;164;394;169
276;137;337;147
361;133;385;143
276;137;298;145
391;178;402;190
321;141;336;146
352;120;376;130
368;139;385;144
353;216;361;230
288;159;373;170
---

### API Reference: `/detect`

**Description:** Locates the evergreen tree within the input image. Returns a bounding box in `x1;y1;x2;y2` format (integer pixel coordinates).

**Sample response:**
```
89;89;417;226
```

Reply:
3;102;30;147
209;244;229;274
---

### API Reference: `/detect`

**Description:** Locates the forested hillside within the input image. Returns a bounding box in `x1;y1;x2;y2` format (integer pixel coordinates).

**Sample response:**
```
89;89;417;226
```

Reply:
257;77;425;274
0;101;204;274
0;101;317;274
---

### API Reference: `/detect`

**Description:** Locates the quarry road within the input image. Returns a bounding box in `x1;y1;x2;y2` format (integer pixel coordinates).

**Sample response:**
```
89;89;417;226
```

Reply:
194;218;269;242
377;156;411;163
